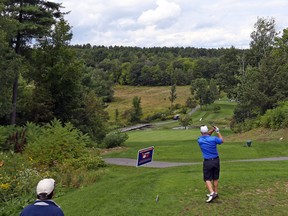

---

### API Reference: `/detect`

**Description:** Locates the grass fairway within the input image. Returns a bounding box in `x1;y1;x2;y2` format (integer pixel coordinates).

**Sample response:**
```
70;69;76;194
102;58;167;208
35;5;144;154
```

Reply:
57;161;288;216
56;87;288;215
102;129;288;162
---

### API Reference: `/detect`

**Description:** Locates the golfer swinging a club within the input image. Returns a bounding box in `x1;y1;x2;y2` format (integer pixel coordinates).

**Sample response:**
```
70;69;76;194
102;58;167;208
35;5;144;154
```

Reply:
198;125;223;203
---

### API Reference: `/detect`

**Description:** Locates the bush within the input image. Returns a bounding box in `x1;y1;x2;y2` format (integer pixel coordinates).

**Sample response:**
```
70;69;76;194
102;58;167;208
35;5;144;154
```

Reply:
230;117;261;133
181;107;188;114
0;125;26;152
185;97;197;108
62;155;106;171
24;119;91;168
0;152;52;216
171;103;182;110
101;131;128;148
260;101;288;129
55;153;106;188
213;105;221;113
0;120;107;214
179;115;192;129
146;112;167;121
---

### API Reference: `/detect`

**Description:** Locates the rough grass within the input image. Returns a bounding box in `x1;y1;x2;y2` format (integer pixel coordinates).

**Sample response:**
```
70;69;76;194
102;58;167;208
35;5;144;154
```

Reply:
106;85;191;119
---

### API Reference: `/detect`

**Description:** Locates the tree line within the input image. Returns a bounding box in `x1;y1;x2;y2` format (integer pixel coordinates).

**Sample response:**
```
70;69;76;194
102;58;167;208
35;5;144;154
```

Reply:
1;0;288;139
73;44;244;87
74;16;288;129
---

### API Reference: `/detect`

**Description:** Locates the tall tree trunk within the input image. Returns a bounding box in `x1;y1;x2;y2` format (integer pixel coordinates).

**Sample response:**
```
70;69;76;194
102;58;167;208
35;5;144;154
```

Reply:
11;73;18;125
11;28;22;125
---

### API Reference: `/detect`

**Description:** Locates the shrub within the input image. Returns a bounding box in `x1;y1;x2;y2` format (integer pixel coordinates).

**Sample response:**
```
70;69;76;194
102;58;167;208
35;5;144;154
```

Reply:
181;107;188;114
0;125;26;152
101;131;129;148
0;152;51;216
0;120;107;214
62;155;106;170
25;122;43;144
171;103;182;110
146;112;167;121
179;115;192;129
260;101;288;129
24;119;91;168
230;117;260;133
185;97;197;108
55;152;106;188
213;105;221;113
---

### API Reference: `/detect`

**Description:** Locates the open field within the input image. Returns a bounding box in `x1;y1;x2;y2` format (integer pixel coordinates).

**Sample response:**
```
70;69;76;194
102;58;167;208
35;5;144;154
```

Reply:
106;85;191;118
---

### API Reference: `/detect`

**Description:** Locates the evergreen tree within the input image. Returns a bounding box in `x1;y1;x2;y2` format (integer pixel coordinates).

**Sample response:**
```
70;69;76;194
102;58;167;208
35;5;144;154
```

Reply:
2;0;63;125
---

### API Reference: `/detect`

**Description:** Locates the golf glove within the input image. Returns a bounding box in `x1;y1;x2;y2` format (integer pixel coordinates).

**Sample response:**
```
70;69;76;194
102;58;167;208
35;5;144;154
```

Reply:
214;127;220;133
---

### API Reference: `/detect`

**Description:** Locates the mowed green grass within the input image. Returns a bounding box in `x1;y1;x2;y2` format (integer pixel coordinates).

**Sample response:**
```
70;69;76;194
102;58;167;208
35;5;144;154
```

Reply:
59;126;288;215
102;129;288;162
57;161;288;216
55;89;288;215
192;99;236;127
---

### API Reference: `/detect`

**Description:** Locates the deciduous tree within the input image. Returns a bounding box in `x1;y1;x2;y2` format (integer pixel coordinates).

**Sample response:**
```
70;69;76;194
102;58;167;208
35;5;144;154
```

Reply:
169;84;177;107
130;96;142;123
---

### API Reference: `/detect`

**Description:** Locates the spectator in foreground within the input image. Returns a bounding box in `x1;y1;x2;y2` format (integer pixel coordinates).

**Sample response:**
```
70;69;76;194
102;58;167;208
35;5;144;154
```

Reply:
20;178;64;216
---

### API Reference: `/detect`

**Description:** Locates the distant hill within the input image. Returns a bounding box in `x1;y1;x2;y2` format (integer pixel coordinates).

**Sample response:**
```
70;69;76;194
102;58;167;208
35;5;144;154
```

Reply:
105;85;191;119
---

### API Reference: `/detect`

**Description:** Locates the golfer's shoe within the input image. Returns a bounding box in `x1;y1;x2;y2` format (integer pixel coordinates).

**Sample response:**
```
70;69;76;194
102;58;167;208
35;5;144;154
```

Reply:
206;193;218;198
206;193;217;203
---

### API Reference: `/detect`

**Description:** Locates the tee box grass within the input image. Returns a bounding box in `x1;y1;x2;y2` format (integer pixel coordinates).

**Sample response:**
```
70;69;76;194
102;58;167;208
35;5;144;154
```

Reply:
57;126;288;215
57;161;288;216
56;88;288;215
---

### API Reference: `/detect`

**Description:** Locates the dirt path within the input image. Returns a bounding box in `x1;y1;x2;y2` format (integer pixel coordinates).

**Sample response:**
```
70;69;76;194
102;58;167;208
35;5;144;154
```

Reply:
104;157;288;168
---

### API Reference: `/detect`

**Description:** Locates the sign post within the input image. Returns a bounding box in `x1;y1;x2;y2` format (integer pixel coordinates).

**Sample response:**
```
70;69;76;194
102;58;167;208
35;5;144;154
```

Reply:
136;146;154;167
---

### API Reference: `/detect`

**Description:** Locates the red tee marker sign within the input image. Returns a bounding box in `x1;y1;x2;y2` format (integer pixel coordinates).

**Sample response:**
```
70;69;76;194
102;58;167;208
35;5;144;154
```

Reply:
137;146;154;167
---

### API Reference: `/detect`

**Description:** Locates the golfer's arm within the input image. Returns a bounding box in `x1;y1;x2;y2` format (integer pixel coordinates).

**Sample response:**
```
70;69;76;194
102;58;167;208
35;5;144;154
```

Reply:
217;132;224;143
208;129;215;135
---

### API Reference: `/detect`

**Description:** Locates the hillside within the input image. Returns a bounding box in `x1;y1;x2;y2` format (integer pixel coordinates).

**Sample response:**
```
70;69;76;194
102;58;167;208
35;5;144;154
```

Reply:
106;85;191;119
105;85;288;143
225;128;288;142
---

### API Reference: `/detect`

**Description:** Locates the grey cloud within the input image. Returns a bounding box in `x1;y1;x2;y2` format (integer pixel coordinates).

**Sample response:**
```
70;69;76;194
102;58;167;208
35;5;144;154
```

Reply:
55;0;288;48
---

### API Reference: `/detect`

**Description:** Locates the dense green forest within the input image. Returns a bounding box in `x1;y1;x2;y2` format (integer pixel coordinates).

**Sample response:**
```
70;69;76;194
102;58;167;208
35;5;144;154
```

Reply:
0;0;288;137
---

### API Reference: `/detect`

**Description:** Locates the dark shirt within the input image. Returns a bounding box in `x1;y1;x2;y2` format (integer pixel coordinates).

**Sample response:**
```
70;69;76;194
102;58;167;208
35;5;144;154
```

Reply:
20;200;64;216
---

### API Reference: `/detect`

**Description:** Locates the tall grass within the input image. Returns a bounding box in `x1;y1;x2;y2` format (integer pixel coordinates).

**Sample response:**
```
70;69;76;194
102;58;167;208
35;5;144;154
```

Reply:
106;85;191;119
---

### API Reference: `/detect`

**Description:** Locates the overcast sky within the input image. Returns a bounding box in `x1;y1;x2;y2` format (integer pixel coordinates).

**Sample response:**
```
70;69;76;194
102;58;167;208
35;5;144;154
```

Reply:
54;0;288;48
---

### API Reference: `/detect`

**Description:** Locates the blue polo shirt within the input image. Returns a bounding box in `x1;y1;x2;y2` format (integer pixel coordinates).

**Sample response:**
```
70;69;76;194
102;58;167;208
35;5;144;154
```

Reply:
198;135;223;159
20;200;64;216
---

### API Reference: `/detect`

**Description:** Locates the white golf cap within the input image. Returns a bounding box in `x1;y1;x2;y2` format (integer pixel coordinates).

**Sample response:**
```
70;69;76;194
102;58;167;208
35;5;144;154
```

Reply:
200;125;208;133
36;178;55;195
